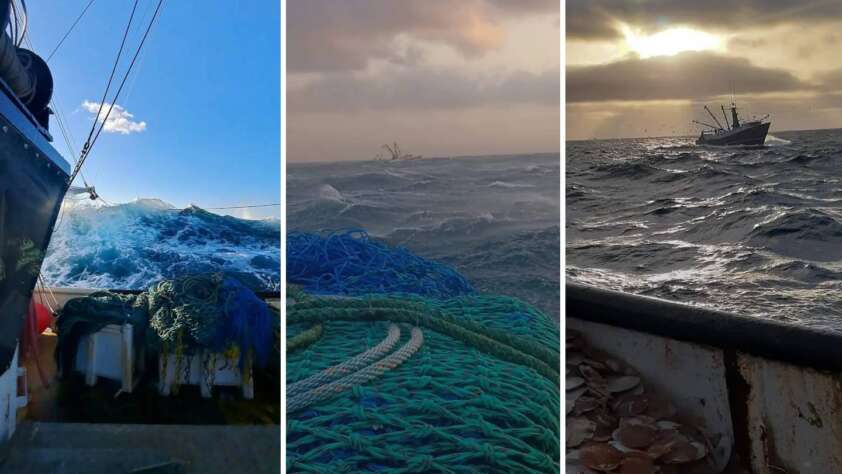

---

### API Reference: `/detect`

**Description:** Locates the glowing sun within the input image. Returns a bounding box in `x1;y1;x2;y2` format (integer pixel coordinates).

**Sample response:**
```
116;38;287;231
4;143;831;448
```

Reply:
622;25;723;58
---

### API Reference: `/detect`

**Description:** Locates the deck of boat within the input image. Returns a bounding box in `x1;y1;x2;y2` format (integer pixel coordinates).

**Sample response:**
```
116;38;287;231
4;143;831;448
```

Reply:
22;328;279;425
0;421;279;473
3;288;281;472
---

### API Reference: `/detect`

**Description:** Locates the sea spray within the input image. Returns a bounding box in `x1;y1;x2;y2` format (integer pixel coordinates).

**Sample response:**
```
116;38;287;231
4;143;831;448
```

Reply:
42;199;280;291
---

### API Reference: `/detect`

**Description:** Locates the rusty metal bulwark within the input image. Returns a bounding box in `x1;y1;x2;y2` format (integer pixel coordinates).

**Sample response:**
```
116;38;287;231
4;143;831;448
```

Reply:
738;355;842;474
567;284;842;471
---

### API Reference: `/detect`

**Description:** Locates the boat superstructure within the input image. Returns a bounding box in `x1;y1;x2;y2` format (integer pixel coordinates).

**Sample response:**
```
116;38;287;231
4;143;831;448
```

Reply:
694;101;770;146
0;0;69;441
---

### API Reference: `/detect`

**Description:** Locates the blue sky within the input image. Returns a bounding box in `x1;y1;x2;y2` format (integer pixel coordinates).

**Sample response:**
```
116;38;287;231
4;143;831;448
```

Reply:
26;1;279;219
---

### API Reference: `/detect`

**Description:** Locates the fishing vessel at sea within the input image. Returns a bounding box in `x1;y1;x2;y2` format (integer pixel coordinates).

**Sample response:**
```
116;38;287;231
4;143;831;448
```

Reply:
694;101;770;146
0;2;279;472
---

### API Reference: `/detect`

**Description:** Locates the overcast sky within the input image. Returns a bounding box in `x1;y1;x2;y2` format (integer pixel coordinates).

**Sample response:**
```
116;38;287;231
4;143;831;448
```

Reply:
567;0;842;139
287;0;560;162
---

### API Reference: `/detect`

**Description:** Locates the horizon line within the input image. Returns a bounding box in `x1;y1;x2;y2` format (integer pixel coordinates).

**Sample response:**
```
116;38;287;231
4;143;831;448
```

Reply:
566;126;842;142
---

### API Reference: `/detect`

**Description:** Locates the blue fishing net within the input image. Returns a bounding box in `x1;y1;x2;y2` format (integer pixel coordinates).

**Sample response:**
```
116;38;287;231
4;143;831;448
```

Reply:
215;276;274;368
287;229;474;299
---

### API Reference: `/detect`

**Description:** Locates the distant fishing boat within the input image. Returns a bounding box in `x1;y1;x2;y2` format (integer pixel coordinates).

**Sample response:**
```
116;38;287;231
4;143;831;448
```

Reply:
694;100;770;146
375;142;422;161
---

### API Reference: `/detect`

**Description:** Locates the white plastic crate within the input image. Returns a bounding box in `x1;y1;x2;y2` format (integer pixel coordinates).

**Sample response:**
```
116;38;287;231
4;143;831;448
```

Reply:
158;350;254;399
74;323;144;393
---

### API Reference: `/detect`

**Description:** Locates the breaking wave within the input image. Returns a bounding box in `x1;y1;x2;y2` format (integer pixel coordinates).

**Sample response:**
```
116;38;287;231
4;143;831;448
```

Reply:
42;198;280;291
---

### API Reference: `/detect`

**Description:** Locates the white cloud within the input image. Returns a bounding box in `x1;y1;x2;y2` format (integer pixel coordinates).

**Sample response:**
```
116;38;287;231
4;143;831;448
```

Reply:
81;100;147;134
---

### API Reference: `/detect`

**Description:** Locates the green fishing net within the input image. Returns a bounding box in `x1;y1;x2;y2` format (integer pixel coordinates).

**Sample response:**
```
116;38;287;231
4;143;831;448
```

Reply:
146;273;224;352
286;291;560;473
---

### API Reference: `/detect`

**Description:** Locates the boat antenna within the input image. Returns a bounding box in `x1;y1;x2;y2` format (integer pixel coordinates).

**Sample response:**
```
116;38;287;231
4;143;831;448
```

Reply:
730;81;735;106
720;104;730;130
704;105;724;130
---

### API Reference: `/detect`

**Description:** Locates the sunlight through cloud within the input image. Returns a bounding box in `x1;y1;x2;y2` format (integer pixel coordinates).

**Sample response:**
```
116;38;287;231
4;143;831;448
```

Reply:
622;25;723;58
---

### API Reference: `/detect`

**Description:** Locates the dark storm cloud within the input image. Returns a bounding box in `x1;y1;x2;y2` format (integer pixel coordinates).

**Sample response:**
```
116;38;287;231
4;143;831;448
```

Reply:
289;67;559;112
567;52;804;102
288;0;558;73
567;0;842;39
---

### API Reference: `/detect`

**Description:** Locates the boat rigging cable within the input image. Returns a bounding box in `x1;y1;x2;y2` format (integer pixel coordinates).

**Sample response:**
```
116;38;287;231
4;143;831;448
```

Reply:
76;0;139;166
68;0;164;186
31;0;99;183
45;0;95;62
8;0;26;48
49;1;268;214
22;35;88;186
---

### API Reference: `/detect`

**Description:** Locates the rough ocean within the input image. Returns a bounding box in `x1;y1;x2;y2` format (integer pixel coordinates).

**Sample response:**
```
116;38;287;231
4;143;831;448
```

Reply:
567;128;842;329
41;199;280;291
287;154;561;318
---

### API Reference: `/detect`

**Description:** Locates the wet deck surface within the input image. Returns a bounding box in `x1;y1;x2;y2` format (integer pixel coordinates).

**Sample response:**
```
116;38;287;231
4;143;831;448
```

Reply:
5;332;280;472
0;421;279;474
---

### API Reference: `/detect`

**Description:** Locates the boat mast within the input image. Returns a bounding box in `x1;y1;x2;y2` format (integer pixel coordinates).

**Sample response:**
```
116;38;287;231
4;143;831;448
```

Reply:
692;120;718;130
730;82;740;128
720;105;730;130
730;102;740;128
704;105;724;130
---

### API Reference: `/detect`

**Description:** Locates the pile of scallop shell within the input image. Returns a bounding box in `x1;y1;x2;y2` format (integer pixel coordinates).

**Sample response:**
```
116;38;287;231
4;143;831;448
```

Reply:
566;330;717;474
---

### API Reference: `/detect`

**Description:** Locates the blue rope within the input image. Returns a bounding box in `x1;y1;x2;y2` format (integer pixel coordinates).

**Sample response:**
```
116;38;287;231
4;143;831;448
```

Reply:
287;230;474;299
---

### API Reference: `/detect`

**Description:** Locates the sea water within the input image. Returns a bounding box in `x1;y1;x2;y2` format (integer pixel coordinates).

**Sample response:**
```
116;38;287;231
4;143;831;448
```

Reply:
287;153;561;318
567;128;842;328
41;198;280;291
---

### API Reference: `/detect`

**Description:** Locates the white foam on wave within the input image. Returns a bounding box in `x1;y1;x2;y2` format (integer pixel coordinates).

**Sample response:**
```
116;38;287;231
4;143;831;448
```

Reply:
765;134;792;145
318;184;347;202
42;198;280;290
488;181;535;189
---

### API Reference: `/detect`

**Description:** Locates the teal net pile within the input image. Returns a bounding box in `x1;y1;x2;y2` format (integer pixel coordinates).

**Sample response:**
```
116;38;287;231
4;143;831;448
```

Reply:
287;291;561;473
146;273;273;367
55;273;274;373
287;230;475;298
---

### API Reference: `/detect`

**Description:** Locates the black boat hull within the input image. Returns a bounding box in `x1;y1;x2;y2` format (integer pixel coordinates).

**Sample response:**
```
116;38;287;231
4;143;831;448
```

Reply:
0;83;69;373
697;122;770;146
